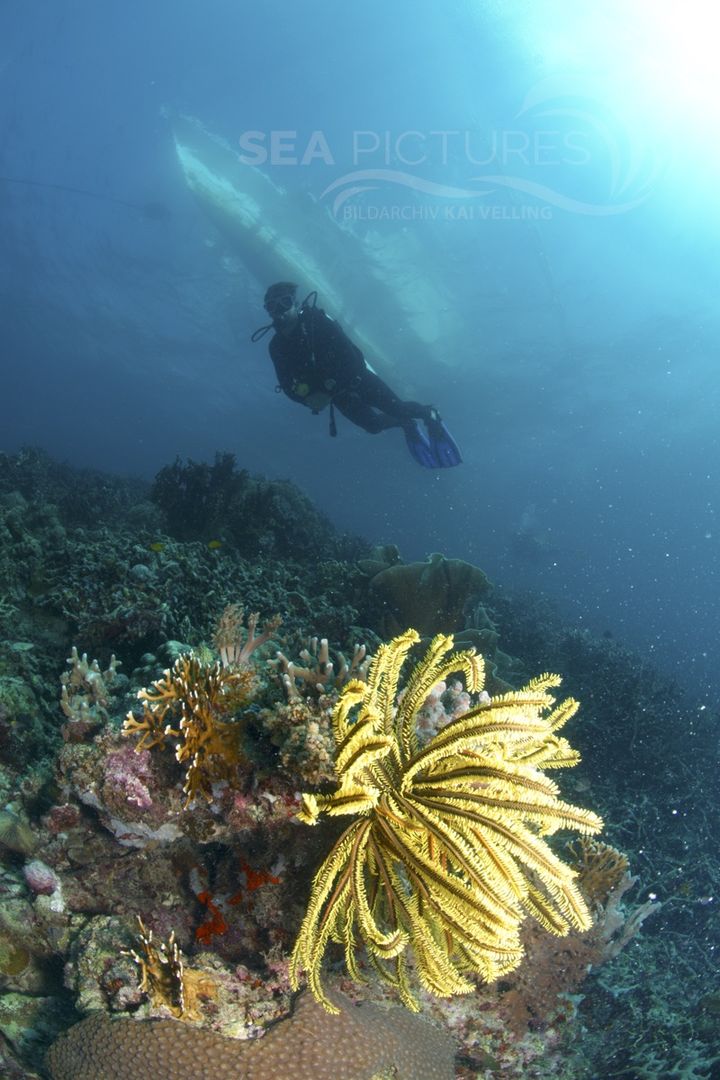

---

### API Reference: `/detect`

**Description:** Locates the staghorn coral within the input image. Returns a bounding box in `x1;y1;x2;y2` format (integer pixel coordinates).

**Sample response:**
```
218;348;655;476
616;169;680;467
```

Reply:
123;652;256;807
291;629;603;1013
46;988;455;1080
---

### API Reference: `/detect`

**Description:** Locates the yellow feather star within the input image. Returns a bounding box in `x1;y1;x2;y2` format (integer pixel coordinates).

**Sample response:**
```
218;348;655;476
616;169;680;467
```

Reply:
290;629;603;1013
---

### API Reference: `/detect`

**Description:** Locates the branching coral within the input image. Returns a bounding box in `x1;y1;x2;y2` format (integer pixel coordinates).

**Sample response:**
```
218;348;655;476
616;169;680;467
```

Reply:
60;647;120;733
128;918;216;1020
290;629;603;1013
123;652;255;807
123;604;280;805
567;836;630;907
213;603;282;667
272;637;370;700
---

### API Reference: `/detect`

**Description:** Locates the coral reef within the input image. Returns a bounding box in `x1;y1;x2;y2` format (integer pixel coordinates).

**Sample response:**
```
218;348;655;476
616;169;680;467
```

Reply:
151;451;369;561
0;450;717;1078
0;447;149;528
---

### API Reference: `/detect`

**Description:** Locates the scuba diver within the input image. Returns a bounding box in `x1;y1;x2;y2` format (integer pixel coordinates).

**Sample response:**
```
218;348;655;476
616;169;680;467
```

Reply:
252;282;462;468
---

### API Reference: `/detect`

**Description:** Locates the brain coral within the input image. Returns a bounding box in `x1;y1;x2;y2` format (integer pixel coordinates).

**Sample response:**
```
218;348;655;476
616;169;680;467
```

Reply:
46;989;455;1080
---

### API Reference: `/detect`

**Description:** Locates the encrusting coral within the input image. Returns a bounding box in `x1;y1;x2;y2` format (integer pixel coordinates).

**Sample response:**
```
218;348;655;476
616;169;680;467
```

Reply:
290;629;603;1013
260;696;338;785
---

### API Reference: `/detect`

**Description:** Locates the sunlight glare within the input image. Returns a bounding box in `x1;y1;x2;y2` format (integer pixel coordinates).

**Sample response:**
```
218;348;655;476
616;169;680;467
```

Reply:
508;0;720;133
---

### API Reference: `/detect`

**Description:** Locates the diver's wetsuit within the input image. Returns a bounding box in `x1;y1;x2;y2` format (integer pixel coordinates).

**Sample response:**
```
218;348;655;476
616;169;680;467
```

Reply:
268;305;431;434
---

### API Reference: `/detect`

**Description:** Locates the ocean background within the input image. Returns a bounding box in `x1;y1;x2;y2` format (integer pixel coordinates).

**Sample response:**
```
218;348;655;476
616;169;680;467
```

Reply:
2;0;718;703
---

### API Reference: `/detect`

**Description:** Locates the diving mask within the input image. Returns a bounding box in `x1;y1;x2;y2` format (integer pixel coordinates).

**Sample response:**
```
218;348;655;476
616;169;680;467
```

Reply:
265;293;295;319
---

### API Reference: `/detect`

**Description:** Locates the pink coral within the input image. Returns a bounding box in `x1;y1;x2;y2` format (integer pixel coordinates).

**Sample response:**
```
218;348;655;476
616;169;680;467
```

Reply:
104;746;154;810
414;678;479;742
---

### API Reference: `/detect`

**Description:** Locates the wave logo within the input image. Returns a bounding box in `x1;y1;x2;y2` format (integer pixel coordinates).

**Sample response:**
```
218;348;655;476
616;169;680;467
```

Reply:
320;78;664;218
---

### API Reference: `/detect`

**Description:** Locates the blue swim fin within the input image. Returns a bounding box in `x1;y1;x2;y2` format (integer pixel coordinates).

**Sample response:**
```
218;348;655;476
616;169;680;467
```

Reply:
403;419;440;468
426;412;463;468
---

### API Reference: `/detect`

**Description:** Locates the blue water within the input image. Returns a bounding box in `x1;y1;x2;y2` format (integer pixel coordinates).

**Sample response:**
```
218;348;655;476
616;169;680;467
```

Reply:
2;0;718;704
